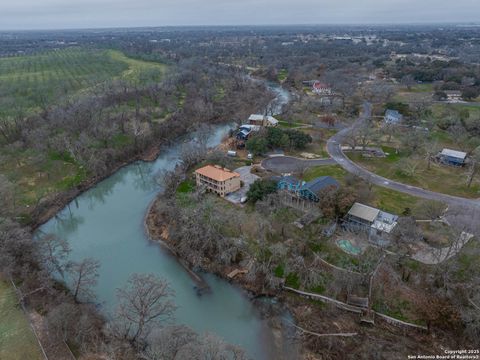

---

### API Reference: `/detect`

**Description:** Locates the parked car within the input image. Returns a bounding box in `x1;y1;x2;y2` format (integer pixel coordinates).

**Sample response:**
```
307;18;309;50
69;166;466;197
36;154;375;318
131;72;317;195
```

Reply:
227;150;237;157
247;153;253;160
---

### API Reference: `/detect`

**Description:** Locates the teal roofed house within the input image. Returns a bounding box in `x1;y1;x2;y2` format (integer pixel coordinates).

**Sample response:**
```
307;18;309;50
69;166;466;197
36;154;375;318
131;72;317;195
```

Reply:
276;175;339;202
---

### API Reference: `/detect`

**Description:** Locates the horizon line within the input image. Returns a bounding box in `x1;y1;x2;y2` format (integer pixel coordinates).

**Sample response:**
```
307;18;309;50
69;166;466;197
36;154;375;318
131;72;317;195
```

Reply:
1;21;480;33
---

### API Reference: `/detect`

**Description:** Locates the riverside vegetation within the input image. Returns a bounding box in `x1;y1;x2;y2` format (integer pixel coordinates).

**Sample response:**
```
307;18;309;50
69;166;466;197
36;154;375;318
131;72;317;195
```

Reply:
2;25;480;359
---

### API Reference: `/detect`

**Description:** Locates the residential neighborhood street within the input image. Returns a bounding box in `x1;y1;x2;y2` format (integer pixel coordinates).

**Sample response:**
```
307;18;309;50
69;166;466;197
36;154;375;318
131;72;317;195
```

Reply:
326;102;480;210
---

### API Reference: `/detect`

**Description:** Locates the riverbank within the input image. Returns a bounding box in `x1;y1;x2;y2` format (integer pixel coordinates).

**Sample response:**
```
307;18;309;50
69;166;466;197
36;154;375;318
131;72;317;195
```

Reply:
144;188;470;359
144;193;303;359
29;127;210;230
145;194;279;296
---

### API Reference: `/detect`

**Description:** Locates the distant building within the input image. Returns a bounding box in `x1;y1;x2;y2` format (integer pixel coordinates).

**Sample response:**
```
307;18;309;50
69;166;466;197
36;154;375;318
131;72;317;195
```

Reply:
248;114;279;127
277;175;339;202
384;109;403;124
444;90;462;102
312;81;333;95
194;165;241;197
438;148;467;166
344;203;398;236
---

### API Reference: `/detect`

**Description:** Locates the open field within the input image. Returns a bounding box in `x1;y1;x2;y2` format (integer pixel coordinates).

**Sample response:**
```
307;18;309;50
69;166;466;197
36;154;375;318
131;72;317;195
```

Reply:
347;151;480;199
0;281;43;360
0;48;167;116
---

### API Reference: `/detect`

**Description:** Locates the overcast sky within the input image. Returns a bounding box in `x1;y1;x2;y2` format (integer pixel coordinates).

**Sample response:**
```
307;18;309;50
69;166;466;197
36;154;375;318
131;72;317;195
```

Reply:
0;0;479;30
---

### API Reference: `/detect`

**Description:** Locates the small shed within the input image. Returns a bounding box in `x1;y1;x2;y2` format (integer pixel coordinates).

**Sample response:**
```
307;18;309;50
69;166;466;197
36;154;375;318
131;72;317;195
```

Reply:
439;148;467;166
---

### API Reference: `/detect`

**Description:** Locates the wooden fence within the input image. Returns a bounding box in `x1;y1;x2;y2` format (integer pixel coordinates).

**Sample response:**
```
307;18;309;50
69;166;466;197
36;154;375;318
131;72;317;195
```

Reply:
284;286;428;331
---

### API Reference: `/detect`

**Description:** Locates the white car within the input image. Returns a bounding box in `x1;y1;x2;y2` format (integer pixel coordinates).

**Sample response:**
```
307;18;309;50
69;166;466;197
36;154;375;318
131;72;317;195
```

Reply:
247;153;253;160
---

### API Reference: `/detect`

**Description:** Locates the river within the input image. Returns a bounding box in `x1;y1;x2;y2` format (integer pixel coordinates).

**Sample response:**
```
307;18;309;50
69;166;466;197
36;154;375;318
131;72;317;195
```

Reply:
36;82;292;359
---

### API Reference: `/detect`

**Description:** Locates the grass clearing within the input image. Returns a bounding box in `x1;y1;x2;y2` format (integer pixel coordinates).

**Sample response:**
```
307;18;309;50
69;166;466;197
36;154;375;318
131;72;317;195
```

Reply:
278;120;305;128
177;179;195;193
303;165;348;182
405;83;434;93
0;281;43;360
277;69;288;82
347;152;480;198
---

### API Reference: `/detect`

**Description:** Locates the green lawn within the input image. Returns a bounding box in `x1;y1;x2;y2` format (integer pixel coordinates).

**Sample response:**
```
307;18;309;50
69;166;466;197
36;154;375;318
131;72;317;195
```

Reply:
304;165;349;182
278;120;304;128
405;83;434;93
0;281;43;360
347;152;480;199
277;69;288;82
177;179;195;193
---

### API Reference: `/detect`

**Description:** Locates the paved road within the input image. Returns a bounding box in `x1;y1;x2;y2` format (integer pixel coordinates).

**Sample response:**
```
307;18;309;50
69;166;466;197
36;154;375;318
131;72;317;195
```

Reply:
262;156;336;174
326;102;480;210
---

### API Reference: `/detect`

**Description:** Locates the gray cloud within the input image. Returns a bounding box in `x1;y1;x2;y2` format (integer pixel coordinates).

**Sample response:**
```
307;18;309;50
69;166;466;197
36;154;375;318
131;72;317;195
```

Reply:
0;0;479;30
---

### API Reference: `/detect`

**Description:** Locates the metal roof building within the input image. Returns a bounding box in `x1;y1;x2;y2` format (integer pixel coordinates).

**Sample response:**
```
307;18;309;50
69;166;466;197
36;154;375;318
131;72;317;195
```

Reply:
347;203;380;223
345;202;398;235
439;148;467;165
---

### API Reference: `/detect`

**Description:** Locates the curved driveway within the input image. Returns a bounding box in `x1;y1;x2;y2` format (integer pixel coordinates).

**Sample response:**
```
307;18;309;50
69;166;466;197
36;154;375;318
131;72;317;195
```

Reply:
262;156;336;174
326;102;480;210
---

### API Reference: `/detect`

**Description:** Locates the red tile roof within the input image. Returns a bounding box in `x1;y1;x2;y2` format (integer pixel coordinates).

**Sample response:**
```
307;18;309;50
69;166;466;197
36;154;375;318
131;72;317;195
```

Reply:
195;165;240;182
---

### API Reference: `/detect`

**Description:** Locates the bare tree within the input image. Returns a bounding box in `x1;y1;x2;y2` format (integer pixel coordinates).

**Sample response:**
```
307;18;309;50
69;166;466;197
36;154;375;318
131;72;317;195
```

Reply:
466;146;480;188
143;325;247;360
423;138;441;171
36;234;71;277
400;74;416;90
414;200;446;220
68;258;100;303
391;216;423;264
114;273;176;348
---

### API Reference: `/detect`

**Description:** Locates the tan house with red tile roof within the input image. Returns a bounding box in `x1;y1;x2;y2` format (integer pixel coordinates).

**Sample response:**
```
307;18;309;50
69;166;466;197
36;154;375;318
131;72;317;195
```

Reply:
194;165;241;197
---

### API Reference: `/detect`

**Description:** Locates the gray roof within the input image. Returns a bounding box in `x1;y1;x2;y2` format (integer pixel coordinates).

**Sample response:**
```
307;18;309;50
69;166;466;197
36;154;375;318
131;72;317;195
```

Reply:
348;203;380;223
304;176;339;195
441;148;467;160
385;109;402;119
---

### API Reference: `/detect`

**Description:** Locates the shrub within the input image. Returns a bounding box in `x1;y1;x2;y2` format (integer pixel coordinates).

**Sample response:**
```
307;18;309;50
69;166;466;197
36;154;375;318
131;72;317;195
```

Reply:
246;179;277;203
